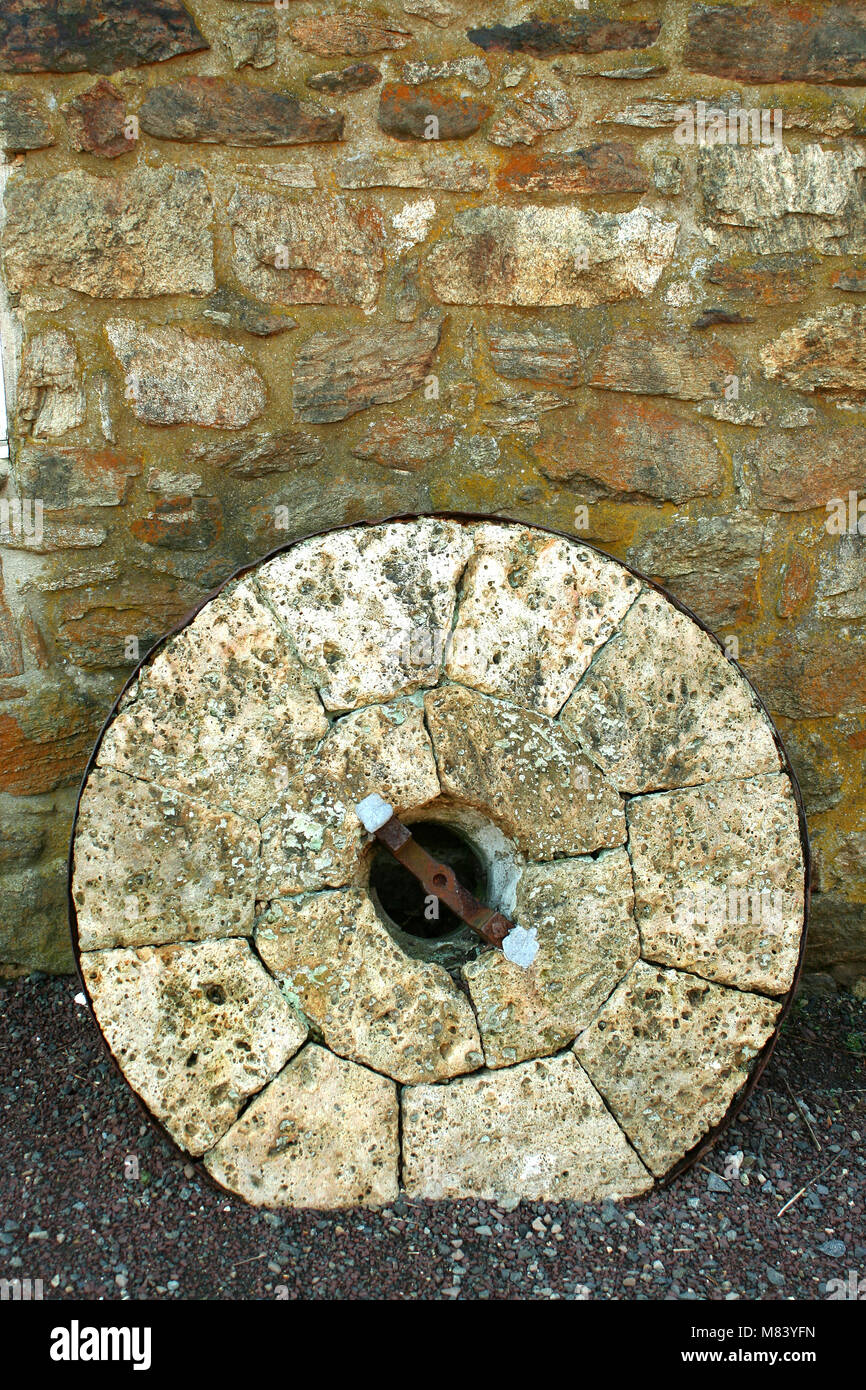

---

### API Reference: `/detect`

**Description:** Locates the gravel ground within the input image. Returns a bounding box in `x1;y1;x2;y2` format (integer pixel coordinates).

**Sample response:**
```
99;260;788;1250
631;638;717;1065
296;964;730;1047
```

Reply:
1;973;863;1302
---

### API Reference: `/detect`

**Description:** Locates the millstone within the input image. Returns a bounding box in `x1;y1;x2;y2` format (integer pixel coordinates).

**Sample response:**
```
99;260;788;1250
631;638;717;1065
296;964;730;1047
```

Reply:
70;518;808;1208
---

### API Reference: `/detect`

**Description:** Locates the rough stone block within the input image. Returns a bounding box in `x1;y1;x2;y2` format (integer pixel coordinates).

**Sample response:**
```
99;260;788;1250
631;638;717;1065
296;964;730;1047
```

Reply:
402;1052;653;1201
256;890;482;1083
561;587;782;792
73;767;260;951
575;961;781;1176
464;849;639;1067
203;1044;399;1208
627;775;805;995
81;939;307;1156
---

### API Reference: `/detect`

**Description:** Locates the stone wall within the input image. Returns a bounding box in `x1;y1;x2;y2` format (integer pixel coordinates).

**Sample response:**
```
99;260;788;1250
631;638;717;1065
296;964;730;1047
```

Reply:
0;0;863;983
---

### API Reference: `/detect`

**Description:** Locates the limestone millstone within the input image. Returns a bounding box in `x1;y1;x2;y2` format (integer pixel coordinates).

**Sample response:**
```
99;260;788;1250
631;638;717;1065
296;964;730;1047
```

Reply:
72;518;807;1209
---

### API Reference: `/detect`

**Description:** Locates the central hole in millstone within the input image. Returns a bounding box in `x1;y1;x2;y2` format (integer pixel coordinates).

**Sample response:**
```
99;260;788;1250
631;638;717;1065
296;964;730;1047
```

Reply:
369;822;485;940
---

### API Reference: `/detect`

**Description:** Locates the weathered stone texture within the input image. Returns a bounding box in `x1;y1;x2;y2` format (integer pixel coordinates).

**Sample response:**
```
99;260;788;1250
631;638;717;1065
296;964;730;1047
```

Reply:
498;143;647;194
257;699;441;897
0;683;106;795
760;306;866;394
445;524;641;715
131;496;223;551
17;330;84;437
81;939;307;1156
590;332;736;402
488;81;575;147
628;513;767;628
352;413;454;469
700;144;866;255
537;398;724;504
486;323;589;389
106;321;266;428
62;78;133;157
97;577;328;817
628;776;805;995
425;684;625;858
139;78;344;146
746;627;866;719
378;83;491;140
464;849;639;1067
575;961;781;1176
307;63;381;94
402;1052;653;1202
0;87;53;150
561;588;782;792
224;11;277;71
255;519;472;711
73;768;259;951
256;891;482;1083
685;3;866;85
747;426;866;511
292;313;442;423
203;1045;399;1208
228;187;384;308
289;15;413;57
426;205;678;306
0;0;208;74
467;18;661;56
3;166;214;298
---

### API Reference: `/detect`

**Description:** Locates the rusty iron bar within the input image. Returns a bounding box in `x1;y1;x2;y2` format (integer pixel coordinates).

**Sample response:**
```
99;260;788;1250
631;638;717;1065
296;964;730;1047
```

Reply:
374;813;513;949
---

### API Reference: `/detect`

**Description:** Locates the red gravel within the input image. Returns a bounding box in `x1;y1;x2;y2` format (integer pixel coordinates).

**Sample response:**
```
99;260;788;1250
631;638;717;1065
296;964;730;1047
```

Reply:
1;974;863;1301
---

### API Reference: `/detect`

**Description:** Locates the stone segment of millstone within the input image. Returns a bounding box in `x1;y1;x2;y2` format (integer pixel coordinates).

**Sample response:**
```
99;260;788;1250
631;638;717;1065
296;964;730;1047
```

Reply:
446;523;642;715
463;848;639;1068
560;586;782;792
73;767;259;951
256;889;484;1084
316;699;440;811
80;939;307;1157
574;960;781;1177
424;683;626;857
96;576;328;820
254;519;474;711
203;1044;399;1209
257;699;440;897
401;1051;654;1202
627;774;805;995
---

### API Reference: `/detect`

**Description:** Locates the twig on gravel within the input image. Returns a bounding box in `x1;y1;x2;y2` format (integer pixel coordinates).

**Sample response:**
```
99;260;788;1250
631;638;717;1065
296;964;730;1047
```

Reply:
783;1077;821;1152
777;1153;843;1218
233;1253;267;1267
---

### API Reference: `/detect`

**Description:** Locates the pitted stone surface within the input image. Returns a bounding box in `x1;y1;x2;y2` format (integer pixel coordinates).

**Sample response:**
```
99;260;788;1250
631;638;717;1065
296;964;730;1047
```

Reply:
574;961;781;1177
627;775;805;995
424;684;625;859
464;849;639;1067
446;524;641;715
256;890;483;1083
402;1052;653;1202
97;577;328;819
81;939;307;1157
561;587;782;792
258;698;440;897
317;699;440;810
74;767;259;951
203;1045;399;1209
73;518;805;1208
255;519;473;711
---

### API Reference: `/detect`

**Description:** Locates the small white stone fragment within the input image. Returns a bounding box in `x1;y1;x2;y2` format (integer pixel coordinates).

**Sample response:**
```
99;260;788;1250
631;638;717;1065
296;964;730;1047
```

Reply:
502;925;539;969
355;792;395;833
